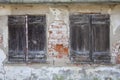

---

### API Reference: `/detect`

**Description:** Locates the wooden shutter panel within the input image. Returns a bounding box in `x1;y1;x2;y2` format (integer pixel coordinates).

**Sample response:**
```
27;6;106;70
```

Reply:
28;15;47;62
8;16;26;62
69;14;91;62
91;14;110;63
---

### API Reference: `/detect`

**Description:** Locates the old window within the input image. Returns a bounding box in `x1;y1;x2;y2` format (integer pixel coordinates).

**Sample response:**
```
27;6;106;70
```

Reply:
69;14;110;63
8;15;47;63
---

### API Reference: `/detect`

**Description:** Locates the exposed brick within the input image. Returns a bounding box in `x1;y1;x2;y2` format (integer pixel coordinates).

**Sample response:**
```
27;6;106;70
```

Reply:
0;34;3;44
48;20;68;56
117;54;120;64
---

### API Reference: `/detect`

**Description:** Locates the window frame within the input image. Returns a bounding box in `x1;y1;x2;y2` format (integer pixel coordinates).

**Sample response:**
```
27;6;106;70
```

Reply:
69;13;110;63
8;15;47;63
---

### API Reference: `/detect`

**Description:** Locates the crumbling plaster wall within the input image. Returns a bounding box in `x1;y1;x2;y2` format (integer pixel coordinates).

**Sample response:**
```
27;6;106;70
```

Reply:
111;5;120;64
0;4;120;80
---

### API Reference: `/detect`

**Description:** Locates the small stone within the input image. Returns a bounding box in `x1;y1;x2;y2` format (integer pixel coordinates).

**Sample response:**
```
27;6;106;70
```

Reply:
117;54;120;64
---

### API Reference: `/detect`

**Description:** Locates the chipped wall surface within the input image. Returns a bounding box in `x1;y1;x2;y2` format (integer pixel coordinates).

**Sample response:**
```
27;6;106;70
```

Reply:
48;20;68;55
0;4;120;80
1;65;120;80
48;8;68;58
111;5;120;64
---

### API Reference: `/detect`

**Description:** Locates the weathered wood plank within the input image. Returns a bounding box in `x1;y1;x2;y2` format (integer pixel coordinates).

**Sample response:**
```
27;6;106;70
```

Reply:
92;14;110;63
8;15;26;62
69;14;110;63
8;15;47;63
69;14;91;62
28;15;47;62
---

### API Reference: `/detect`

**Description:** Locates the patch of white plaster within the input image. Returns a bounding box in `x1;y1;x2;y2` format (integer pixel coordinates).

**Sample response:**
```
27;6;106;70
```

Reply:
0;49;6;77
0;16;8;48
94;67;120;73
0;49;6;65
0;65;120;80
0;74;4;80
3;28;8;48
111;18;120;35
0;5;11;15
50;8;62;20
5;66;32;80
111;5;120;35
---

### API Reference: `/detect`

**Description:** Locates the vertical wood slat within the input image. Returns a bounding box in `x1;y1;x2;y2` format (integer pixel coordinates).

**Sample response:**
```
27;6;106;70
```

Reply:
25;15;28;62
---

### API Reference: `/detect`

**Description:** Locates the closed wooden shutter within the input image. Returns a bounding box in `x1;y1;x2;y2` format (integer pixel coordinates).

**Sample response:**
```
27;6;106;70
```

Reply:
91;14;110;63
69;14;91;62
28;15;47;62
8;16;26;62
69;14;110;63
8;15;47;63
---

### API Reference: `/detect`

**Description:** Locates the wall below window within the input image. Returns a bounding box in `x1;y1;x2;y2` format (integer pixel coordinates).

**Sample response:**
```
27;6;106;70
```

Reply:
0;3;120;80
0;65;120;80
0;49;120;80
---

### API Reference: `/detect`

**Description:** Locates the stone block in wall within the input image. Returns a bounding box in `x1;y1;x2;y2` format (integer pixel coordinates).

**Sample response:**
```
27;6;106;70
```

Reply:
0;74;4;80
117;54;120;64
112;40;120;64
